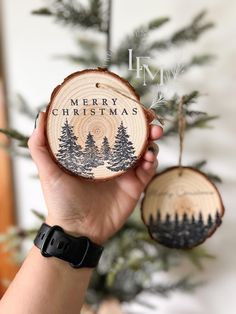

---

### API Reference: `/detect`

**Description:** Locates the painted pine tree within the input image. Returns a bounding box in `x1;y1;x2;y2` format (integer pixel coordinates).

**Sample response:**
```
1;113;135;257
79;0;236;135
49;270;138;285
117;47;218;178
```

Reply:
100;136;111;161
56;119;83;174
56;119;93;177
83;132;104;169
107;122;136;172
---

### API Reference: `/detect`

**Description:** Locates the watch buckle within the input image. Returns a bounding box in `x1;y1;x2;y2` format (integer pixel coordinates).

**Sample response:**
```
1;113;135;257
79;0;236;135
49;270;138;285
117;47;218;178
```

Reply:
41;225;63;257
69;238;90;268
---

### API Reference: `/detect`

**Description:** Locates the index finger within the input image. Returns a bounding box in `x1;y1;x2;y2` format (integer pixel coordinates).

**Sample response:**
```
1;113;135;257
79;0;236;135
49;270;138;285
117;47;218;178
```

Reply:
149;124;163;140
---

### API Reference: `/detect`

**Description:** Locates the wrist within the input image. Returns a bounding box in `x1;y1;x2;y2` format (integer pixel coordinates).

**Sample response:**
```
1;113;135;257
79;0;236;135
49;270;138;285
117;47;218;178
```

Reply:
45;216;105;245
34;223;104;269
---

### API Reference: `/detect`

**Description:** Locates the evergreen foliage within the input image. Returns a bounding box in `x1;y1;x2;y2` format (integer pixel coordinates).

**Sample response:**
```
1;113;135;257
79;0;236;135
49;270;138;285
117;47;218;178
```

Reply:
108;122;136;171
149;211;222;249
83;132;104;168
100;136;111;161
56;119;83;174
56;119;96;177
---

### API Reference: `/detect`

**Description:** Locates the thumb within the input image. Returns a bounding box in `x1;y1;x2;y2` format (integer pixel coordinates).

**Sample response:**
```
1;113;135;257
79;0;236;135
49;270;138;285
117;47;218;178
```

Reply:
28;112;61;180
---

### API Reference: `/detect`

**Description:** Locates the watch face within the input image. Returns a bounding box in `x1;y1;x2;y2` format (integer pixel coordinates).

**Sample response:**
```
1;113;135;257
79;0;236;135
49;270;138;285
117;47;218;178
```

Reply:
46;69;148;180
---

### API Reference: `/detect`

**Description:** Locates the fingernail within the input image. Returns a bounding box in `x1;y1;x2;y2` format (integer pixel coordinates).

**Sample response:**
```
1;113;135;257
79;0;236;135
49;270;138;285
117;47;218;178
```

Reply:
148;146;155;153
148;144;159;155
34;112;40;129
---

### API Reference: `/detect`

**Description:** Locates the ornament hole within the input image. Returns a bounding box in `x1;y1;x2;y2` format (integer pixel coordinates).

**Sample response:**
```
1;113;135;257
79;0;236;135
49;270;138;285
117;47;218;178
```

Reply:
95;83;100;88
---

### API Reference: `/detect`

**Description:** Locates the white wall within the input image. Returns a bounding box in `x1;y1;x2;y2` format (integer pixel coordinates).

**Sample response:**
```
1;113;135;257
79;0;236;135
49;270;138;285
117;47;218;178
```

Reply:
2;0;236;313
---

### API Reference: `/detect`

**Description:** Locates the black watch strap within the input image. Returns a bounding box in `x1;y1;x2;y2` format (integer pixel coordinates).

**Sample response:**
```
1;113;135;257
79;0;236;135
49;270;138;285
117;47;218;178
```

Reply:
34;223;104;268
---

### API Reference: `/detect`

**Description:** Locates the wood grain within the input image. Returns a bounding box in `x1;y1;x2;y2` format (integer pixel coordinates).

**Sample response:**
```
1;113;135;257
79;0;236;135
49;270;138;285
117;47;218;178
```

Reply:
141;167;224;249
46;69;149;180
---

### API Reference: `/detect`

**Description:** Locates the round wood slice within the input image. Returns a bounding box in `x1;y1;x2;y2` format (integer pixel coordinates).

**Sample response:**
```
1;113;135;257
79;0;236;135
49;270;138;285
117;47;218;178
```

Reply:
45;68;149;180
141;167;224;249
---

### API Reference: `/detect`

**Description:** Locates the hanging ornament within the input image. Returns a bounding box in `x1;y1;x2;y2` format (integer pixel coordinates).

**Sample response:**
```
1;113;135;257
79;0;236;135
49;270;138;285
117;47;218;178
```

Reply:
141;97;225;249
45;68;152;180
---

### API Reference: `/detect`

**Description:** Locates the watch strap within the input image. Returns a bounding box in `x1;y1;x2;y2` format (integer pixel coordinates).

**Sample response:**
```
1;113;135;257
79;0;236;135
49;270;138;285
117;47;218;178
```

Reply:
34;223;103;268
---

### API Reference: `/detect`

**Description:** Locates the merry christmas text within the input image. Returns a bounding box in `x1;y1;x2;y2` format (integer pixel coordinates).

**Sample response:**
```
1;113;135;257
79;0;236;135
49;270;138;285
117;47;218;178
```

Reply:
51;98;138;116
52;108;138;116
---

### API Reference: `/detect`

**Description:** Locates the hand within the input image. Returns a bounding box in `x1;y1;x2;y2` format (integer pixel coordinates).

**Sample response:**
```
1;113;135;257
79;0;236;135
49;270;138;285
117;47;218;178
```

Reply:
28;112;163;244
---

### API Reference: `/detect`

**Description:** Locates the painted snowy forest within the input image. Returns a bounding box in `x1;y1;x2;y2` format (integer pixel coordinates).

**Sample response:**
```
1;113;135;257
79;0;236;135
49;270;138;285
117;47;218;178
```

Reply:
148;210;222;249
56;119;137;178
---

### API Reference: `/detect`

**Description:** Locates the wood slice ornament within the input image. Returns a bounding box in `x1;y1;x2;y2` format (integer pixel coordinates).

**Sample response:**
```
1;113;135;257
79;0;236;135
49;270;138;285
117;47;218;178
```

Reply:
141;167;225;249
46;68;149;180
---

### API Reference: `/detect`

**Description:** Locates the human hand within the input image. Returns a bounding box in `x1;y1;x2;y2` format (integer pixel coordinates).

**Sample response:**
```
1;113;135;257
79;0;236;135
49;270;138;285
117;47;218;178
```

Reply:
28;112;163;244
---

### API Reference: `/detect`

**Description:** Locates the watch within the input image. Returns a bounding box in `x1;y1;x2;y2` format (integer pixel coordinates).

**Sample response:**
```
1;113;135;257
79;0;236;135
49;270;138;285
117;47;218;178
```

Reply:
34;223;104;268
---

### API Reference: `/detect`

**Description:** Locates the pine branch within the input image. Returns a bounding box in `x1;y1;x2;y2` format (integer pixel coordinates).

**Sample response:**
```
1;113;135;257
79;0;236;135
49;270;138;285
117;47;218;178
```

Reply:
0;128;29;147
148;276;202;296
154;91;218;137
147;17;170;30
187;115;219;128
183;247;215;270
205;173;222;184
167;54;215;75
182;91;200;105
32;8;52;15
112;16;169;66
150;10;214;50
112;32;148;67
192;160;208;169
32;0;105;32
152;91;200;118
164;115;218;137
187;54;215;67
191;160;222;183
57;37;103;66
31;209;45;221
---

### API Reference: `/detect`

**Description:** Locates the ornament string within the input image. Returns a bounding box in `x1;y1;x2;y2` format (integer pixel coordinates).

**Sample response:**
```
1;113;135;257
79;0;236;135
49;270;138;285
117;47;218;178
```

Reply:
97;81;187;171
178;97;186;176
96;82;165;125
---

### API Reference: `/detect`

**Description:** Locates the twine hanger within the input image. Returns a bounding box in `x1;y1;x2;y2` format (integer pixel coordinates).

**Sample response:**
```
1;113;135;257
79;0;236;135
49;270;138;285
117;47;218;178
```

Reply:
96;82;186;175
178;96;186;176
96;82;165;125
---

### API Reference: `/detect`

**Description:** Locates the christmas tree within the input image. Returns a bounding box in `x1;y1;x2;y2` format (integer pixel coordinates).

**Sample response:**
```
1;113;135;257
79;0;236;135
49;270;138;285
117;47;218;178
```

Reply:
56;119;93;177
83;132;104;168
56;119;81;173
0;1;221;312
107;122;136;172
148;211;222;249
100;136;111;161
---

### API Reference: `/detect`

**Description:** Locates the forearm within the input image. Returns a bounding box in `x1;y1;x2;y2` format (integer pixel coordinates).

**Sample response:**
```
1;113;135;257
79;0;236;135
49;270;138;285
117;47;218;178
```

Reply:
0;245;93;314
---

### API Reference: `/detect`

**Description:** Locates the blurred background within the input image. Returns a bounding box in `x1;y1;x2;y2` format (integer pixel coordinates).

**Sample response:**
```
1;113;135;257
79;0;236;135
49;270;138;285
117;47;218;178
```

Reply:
0;0;235;313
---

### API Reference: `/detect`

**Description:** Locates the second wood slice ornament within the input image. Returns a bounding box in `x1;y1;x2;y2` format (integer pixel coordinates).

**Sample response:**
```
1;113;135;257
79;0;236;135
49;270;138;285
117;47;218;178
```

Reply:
141;98;224;249
141;167;224;249
46;68;149;180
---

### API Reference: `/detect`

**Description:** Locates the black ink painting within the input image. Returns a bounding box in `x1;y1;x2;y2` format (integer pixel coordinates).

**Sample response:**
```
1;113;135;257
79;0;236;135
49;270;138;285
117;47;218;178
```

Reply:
56;120;137;177
107;122;137;172
148;210;222;249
